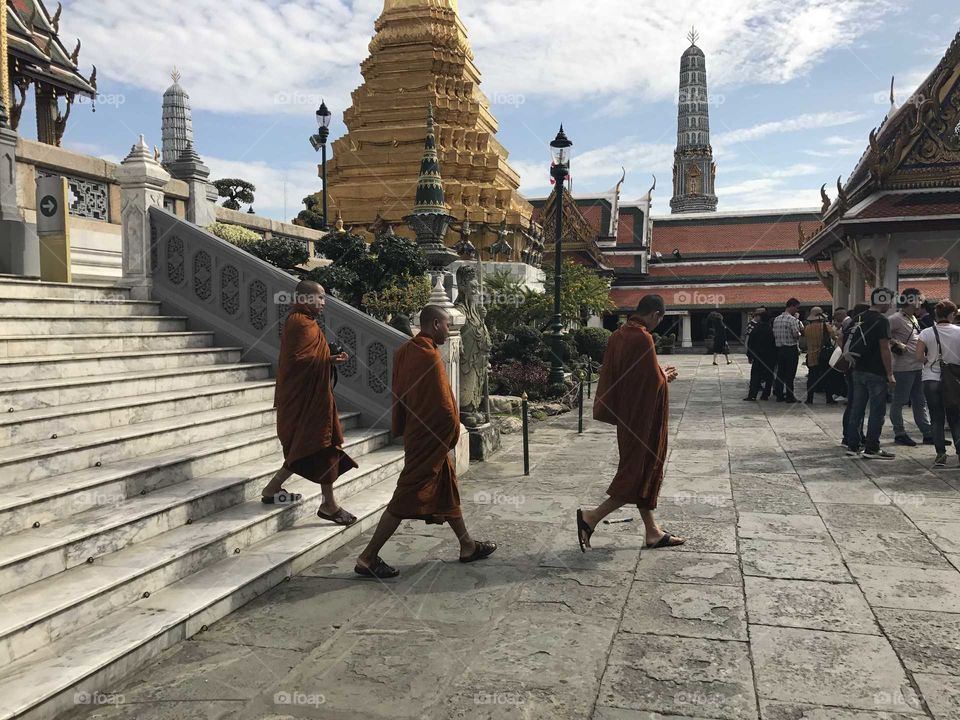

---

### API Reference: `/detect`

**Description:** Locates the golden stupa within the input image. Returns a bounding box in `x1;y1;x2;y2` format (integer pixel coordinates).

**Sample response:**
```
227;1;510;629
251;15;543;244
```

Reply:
326;0;534;258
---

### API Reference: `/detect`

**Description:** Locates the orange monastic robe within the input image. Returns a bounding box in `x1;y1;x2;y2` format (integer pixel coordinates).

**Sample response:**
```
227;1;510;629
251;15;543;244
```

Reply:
593;318;669;509
275;308;357;483
386;333;463;524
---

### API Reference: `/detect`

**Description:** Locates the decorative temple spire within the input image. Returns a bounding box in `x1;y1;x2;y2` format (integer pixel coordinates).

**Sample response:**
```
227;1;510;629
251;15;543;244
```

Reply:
670;30;718;214
405;103;458;271
412;103;448;214
161;67;194;168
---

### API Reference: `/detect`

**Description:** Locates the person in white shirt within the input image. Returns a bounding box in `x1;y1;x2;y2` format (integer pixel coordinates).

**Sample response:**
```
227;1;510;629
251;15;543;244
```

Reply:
916;300;960;467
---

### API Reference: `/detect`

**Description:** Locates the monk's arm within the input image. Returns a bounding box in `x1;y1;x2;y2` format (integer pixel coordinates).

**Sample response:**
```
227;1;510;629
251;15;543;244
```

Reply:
391;354;406;437
285;316;325;365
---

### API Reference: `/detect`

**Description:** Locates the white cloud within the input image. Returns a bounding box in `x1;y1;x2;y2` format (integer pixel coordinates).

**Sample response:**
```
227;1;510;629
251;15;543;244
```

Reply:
714;111;866;147
205;157;320;222
63;0;898;115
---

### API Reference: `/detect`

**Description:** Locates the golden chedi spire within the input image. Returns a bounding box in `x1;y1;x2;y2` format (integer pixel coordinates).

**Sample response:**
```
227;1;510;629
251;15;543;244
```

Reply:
326;0;532;260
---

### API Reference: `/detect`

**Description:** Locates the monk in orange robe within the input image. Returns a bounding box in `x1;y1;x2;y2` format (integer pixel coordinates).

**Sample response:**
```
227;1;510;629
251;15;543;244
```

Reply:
577;294;685;550
355;305;496;578
260;280;359;526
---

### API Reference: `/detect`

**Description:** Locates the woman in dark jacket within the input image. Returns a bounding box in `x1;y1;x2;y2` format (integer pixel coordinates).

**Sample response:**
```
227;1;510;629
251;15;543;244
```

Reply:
841;303;870;448
709;312;731;365
744;310;777;400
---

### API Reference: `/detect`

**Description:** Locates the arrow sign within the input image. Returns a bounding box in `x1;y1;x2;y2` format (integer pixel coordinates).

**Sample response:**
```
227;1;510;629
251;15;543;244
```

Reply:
40;195;58;218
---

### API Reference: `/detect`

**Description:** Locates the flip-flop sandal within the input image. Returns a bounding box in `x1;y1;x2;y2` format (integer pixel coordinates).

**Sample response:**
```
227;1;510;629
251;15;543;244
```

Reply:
354;556;399;578
460;540;497;563
576;508;594;553
261;490;303;505
317;507;358;526
646;532;686;549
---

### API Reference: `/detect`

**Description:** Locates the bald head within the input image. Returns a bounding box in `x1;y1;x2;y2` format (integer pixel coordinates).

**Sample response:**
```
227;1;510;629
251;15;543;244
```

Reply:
293;279;326;317
419;305;451;345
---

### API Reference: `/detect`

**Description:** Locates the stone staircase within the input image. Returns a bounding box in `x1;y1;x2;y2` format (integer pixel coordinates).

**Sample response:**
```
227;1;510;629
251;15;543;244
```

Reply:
0;276;405;720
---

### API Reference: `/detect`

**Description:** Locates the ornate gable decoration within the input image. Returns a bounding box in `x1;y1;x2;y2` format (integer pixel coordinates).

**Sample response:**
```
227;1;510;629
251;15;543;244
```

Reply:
866;31;960;193
540;186;596;250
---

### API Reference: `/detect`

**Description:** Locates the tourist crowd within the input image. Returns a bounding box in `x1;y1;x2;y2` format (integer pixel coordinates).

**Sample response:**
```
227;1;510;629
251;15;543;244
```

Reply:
741;289;960;466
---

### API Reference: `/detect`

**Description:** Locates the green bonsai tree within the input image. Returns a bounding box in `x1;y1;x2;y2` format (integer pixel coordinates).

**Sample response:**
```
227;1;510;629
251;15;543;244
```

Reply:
212;179;256;211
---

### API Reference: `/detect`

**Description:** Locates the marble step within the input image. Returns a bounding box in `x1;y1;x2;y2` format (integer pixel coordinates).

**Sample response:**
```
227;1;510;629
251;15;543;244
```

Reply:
0;331;215;359
0;278;129;301
0;316;187;337
0;297;160;317
0;380;277;447
0;347;244;384
0;362;272;412
0;401;276;486
0;423;286;537
0;466;399;720
0;426;392;602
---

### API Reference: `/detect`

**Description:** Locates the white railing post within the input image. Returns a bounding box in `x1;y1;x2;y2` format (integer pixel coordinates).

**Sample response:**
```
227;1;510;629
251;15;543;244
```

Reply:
115;135;170;300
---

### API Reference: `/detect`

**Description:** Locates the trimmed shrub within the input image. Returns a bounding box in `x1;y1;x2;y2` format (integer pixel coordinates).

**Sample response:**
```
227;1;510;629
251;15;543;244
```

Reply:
207;222;261;244
574;327;611;363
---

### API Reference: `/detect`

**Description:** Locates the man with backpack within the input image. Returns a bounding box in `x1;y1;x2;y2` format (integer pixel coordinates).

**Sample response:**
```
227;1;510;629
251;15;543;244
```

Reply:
845;288;897;460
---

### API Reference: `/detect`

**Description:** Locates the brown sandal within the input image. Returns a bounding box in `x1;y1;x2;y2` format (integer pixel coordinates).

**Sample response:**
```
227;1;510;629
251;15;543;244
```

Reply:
460;540;497;563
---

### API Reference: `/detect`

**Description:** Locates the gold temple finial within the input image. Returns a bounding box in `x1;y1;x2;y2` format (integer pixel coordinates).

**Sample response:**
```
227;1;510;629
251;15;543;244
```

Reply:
335;209;344;232
688;26;699;46
170;67;181;84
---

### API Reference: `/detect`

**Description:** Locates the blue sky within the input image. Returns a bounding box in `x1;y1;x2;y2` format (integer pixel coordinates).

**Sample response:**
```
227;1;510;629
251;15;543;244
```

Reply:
26;0;960;220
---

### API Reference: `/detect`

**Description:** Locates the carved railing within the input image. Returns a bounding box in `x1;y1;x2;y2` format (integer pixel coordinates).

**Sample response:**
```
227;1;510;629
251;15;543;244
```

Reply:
149;206;407;428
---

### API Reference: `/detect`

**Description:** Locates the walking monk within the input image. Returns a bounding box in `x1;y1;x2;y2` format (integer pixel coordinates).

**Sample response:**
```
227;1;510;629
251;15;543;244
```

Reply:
355;305;496;578
260;280;359;526
577;294;685;551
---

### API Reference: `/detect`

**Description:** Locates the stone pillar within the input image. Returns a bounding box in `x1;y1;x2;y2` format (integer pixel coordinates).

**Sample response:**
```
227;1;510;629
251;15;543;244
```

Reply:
115;135;171;300
883;242;901;294
832;263;850;310
168;142;217;228
848;261;866;308
680;313;693;348
0;95;40;276
417;276;470;475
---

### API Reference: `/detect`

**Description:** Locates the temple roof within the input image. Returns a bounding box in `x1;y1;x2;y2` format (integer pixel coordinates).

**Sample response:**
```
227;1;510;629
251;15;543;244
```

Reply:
651;210;821;258
6;0;96;97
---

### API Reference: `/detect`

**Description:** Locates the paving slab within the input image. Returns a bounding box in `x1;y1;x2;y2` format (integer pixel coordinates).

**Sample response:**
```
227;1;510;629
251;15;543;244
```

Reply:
744;576;879;634
751;625;923;714
760;701;923;720
621;580;747;640
832;530;951;568
914;673;960;720
740;538;852;582
850;563;960;612
875;607;960;675
598;633;756;720
737;513;832;543
635;551;742;586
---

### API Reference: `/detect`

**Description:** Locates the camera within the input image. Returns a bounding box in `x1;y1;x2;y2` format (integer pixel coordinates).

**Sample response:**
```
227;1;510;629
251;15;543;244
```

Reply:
328;341;344;356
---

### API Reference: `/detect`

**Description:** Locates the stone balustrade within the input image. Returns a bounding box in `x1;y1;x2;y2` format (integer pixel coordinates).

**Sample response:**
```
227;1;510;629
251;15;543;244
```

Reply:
149;206;408;428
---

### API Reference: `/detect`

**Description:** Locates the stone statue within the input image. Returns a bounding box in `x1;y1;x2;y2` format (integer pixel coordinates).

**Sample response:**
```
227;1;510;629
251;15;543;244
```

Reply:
454;264;491;427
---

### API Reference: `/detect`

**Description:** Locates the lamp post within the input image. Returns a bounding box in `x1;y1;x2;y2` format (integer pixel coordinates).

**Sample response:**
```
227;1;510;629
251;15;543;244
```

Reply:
548;125;572;386
309;100;332;231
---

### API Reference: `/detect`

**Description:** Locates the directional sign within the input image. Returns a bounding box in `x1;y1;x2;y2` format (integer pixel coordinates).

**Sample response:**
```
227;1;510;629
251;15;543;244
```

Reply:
35;176;66;235
39;195;58;218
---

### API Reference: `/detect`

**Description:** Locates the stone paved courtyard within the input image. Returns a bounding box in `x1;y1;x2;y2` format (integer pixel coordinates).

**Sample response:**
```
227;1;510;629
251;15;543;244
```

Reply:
68;355;960;720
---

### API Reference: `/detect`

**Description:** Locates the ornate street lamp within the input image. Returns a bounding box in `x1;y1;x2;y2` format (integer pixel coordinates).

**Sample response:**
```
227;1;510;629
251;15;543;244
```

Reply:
548;125;572;385
309;100;333;230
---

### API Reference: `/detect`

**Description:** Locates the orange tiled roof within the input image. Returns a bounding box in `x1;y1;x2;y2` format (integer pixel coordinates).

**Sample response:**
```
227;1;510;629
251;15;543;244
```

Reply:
652;216;821;256
854;192;960;220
